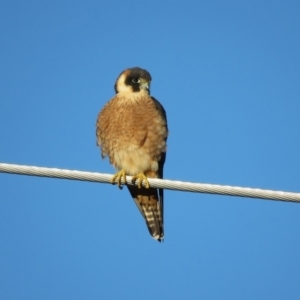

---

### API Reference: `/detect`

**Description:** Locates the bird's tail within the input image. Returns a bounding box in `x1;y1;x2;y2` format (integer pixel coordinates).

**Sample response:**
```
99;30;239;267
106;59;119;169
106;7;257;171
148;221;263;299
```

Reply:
127;185;164;242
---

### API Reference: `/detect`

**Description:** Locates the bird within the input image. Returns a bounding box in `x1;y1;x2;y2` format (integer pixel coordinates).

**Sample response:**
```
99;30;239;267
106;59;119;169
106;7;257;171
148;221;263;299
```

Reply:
96;67;168;242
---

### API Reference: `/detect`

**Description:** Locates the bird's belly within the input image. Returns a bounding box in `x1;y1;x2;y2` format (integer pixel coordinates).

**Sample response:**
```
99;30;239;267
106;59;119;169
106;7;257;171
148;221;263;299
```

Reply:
113;146;158;175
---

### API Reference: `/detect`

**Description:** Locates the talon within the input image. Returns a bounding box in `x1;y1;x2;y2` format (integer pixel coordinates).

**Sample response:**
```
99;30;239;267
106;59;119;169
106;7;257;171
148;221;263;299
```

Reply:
111;169;126;188
132;172;150;189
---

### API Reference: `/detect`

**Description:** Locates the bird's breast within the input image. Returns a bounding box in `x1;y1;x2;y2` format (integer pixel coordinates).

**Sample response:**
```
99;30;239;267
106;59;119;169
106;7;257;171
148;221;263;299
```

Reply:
97;93;167;174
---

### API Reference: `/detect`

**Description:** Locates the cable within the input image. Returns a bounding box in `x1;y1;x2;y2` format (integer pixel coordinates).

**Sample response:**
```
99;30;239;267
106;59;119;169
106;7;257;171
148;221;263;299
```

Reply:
0;162;299;203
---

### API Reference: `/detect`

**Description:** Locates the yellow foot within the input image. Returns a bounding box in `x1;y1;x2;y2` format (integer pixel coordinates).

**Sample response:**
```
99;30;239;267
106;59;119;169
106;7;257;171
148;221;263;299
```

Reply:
132;172;150;189
111;169;126;188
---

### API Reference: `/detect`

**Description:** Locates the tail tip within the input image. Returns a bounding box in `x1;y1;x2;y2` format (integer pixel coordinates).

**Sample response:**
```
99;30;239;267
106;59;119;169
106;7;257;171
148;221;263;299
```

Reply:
153;234;164;243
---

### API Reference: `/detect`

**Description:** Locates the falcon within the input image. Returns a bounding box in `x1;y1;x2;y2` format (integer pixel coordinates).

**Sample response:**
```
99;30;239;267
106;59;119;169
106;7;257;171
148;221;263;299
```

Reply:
96;67;168;241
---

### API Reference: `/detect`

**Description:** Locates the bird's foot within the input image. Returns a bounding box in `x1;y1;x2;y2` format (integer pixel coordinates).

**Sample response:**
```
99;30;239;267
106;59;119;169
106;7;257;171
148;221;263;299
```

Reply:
111;169;126;189
132;172;150;189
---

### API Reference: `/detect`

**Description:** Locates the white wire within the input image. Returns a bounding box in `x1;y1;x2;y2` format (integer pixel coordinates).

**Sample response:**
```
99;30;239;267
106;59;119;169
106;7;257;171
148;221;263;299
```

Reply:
0;162;300;203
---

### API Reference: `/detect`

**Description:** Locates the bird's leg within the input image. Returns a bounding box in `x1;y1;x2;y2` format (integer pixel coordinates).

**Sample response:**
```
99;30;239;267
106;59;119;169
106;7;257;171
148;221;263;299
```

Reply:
111;169;126;189
131;172;150;189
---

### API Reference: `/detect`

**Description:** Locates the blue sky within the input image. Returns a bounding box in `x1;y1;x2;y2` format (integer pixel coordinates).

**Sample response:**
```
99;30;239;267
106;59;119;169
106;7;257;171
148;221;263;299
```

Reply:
1;1;300;299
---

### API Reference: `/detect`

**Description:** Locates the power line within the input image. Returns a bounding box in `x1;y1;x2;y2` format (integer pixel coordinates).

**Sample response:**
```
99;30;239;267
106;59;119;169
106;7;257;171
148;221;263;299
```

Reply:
0;162;299;203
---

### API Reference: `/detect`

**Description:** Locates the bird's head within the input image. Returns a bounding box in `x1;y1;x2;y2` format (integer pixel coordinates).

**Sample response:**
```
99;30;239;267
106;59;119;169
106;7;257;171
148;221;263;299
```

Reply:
114;67;152;94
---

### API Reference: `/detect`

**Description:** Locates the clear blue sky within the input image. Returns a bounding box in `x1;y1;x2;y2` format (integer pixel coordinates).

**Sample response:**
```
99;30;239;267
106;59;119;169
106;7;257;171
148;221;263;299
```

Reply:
1;1;300;299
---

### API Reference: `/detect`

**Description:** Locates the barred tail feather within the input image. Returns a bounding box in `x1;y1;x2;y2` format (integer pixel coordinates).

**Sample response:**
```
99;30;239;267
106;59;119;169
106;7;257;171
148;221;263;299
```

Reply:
127;186;164;242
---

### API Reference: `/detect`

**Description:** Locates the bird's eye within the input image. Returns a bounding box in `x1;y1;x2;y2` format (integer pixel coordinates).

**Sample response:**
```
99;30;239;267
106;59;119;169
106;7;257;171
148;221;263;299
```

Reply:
132;78;140;83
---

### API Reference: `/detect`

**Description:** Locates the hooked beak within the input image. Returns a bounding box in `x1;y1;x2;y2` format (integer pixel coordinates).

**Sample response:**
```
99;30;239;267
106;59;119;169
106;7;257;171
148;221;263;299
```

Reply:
140;80;150;92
